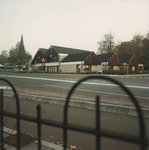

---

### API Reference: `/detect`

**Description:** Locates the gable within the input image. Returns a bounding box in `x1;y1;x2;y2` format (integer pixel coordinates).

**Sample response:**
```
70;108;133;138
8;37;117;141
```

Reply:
39;48;48;55
84;52;101;65
108;53;121;66
129;55;138;66
34;49;45;59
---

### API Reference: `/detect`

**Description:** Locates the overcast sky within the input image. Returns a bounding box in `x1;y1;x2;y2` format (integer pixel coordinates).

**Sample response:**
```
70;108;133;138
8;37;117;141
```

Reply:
0;0;148;56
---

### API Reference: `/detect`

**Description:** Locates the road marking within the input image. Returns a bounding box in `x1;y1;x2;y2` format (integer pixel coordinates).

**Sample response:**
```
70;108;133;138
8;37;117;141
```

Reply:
0;75;149;89
0;86;8;90
42;84;149;100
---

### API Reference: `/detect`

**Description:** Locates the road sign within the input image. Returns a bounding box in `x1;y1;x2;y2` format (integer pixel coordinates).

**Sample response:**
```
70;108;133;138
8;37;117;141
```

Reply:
97;65;102;72
41;62;45;66
41;57;45;62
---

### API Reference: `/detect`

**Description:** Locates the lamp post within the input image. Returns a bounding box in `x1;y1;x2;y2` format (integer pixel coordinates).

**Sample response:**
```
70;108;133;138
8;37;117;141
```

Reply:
126;61;129;75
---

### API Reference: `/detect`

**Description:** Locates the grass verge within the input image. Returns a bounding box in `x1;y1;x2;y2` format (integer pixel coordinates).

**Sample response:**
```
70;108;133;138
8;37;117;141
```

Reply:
0;72;88;78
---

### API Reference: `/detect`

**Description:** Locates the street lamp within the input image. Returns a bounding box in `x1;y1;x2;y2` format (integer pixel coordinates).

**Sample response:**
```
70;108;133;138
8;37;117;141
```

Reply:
126;61;129;75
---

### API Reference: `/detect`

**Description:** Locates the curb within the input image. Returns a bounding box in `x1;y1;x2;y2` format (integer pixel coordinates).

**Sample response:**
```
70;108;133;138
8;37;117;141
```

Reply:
3;91;149;118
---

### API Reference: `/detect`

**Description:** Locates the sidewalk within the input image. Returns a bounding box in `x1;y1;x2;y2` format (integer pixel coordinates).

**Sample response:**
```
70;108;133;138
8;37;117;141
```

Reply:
2;127;68;150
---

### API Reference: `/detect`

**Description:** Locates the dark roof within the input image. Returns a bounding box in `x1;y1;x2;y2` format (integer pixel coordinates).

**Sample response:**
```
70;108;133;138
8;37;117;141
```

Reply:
50;45;90;54
118;54;133;63
60;52;92;62
38;48;48;55
97;53;114;62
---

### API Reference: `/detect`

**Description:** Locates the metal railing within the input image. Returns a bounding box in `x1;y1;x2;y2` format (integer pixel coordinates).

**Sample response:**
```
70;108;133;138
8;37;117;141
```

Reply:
0;76;148;150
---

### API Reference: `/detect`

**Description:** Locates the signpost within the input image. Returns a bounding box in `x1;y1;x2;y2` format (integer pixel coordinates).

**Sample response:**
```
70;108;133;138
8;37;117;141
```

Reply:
41;58;46;72
97;65;102;74
41;57;46;66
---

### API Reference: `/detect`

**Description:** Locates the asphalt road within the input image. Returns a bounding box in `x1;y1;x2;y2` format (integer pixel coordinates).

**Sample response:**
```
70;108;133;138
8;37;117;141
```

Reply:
2;97;149;150
0;74;149;108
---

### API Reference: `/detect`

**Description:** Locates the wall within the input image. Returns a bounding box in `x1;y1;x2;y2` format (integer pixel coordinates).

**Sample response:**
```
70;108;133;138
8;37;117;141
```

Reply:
47;66;58;73
28;67;32;73
60;65;76;73
91;65;97;72
59;55;66;61
132;66;135;71
113;66;120;70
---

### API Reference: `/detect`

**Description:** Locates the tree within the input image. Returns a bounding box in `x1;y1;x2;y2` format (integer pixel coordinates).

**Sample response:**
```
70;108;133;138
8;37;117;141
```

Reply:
116;33;149;71
97;32;116;54
131;35;144;59
9;41;32;66
116;41;132;55
139;38;149;70
0;50;8;64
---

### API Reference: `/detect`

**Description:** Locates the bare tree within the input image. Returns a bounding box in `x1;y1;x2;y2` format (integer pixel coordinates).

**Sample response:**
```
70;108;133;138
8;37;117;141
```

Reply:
97;32;116;54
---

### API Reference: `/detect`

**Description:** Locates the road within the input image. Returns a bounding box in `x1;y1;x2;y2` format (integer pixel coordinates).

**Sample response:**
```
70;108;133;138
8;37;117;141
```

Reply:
0;74;149;108
2;97;149;150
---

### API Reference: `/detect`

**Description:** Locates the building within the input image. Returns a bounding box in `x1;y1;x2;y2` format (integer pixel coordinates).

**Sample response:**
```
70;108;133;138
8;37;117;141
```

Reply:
60;51;101;73
117;54;142;71
97;53;121;70
32;45;143;73
31;45;101;73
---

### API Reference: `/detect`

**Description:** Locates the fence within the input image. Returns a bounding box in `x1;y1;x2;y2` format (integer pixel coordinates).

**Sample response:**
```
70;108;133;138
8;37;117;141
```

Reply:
0;76;148;150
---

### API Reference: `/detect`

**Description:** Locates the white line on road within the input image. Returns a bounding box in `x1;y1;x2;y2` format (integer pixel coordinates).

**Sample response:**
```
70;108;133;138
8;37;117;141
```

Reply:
42;84;149;100
0;75;149;89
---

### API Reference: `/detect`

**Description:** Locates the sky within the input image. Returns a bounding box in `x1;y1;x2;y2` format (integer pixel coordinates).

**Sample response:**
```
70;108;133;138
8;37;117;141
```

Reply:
0;0;148;57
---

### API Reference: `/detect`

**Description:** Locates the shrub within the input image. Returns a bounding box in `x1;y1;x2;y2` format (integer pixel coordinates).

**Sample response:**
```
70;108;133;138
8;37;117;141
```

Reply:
103;70;143;75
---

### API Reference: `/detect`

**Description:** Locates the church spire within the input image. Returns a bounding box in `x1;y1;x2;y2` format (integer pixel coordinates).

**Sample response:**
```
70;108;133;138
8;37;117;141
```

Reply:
20;34;24;47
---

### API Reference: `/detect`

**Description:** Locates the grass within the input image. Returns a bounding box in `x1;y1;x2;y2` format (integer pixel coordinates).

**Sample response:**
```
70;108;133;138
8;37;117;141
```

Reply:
0;72;88;78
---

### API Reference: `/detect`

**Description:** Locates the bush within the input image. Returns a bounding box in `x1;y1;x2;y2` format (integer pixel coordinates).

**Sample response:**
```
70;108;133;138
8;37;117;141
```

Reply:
103;70;143;75
103;70;126;75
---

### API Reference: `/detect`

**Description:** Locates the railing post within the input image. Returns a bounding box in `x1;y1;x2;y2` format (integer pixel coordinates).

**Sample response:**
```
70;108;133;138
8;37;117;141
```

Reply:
37;105;41;150
96;96;100;150
0;89;4;150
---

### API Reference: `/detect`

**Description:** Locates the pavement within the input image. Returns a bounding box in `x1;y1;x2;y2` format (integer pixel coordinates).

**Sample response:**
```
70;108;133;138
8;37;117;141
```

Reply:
2;127;67;150
3;91;149;150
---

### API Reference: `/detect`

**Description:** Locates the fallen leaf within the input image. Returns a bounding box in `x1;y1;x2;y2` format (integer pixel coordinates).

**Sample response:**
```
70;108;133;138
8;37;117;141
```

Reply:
50;136;54;139
69;145;76;149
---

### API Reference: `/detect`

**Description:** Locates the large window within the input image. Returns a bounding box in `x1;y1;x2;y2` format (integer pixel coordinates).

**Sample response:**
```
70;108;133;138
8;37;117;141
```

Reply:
47;56;59;62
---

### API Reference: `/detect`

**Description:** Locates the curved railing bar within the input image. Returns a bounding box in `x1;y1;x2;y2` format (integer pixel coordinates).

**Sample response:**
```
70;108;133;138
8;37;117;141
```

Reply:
63;76;146;150
0;78;20;150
